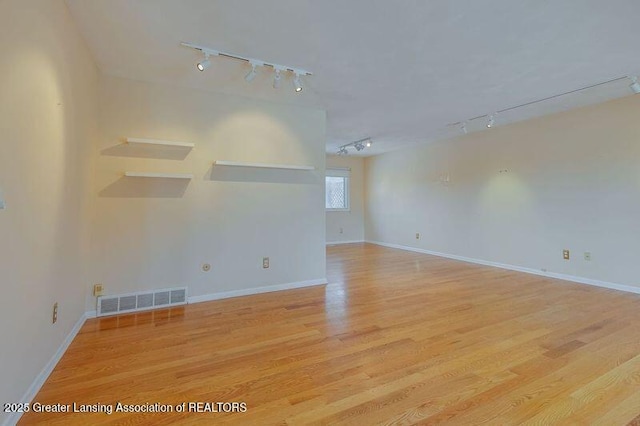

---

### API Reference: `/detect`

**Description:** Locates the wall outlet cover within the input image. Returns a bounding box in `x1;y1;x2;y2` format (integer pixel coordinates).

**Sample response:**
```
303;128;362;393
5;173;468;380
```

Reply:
52;302;58;324
93;284;104;297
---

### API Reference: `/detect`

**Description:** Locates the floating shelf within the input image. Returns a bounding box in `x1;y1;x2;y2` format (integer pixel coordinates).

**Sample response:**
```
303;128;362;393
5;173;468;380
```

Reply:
124;172;194;179
213;160;315;171
126;138;194;148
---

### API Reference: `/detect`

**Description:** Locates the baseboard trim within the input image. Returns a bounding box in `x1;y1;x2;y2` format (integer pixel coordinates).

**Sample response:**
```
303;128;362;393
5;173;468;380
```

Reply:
326;240;365;246
366;240;640;295
4;277;328;425
4;312;89;426
188;278;328;304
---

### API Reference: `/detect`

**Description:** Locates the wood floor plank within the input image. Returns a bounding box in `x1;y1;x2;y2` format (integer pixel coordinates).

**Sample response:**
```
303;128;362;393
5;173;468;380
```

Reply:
17;243;640;425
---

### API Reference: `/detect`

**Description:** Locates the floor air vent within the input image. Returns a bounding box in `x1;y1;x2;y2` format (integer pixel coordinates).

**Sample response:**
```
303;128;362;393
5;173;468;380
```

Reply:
97;287;187;317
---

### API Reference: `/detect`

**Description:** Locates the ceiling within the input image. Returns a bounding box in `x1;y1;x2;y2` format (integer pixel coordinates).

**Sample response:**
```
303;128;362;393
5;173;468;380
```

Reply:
65;0;640;156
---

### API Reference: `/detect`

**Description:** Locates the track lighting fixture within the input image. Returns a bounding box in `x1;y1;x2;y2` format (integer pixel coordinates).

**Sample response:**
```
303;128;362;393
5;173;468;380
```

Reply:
245;62;259;82
293;73;303;92
182;42;312;93
630;76;640;94
273;69;281;89
337;138;373;155
450;75;638;137
196;53;211;72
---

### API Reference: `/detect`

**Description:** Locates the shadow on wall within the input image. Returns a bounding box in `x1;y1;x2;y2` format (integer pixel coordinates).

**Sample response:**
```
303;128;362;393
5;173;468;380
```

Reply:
208;165;321;185
99;176;191;198
101;141;192;160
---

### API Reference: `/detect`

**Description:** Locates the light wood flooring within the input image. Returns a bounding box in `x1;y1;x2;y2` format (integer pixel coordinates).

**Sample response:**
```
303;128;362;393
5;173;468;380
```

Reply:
19;243;640;425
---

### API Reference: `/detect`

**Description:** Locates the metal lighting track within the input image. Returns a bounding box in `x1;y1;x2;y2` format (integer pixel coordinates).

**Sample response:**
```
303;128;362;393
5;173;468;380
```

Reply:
181;42;312;76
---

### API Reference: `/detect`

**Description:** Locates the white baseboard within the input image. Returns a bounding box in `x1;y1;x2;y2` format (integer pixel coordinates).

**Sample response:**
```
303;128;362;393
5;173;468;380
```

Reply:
188;278;328;304
366;240;640;295
4;312;89;426
326;240;365;246
4;277;327;425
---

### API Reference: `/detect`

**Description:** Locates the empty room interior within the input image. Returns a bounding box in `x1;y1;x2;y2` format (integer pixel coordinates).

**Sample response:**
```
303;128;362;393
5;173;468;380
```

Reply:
3;1;640;425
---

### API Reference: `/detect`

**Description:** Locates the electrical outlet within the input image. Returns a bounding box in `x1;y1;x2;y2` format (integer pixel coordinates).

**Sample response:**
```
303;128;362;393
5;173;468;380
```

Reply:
584;252;591;261
563;249;570;260
52;303;58;324
339;227;343;234
416;233;420;240
202;263;211;272
93;283;103;297
263;257;270;269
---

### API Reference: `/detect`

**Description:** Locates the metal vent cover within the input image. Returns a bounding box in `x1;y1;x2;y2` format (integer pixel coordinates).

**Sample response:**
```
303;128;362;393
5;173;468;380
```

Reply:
171;289;186;304
97;287;188;317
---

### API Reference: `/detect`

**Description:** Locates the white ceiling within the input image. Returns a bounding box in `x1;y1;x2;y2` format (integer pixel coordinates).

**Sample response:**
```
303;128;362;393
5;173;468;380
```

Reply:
65;0;640;156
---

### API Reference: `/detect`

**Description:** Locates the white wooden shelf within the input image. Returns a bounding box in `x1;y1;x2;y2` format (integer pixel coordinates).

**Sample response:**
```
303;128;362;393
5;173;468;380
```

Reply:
126;138;194;148
124;172;194;179
213;160;315;171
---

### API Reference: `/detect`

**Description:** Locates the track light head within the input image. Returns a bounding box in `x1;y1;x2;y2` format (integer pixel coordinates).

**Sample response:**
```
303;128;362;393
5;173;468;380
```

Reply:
355;142;365;151
487;115;495;128
273;69;281;89
293;74;303;92
245;63;258;82
338;147;349;155
196;53;211;72
630;76;640;94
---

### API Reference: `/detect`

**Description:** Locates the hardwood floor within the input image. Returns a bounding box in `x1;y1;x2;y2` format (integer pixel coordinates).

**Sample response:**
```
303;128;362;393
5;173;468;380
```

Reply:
19;243;640;425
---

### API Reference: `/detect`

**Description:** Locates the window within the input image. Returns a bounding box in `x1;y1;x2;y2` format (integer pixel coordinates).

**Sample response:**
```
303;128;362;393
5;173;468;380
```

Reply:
326;168;350;211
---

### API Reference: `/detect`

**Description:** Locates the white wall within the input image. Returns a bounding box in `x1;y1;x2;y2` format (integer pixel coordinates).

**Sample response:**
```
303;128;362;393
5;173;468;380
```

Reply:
365;95;640;289
0;1;98;423
326;155;365;244
90;75;326;309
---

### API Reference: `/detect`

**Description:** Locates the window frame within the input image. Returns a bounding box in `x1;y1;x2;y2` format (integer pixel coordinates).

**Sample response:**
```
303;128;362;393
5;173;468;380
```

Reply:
325;168;351;212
